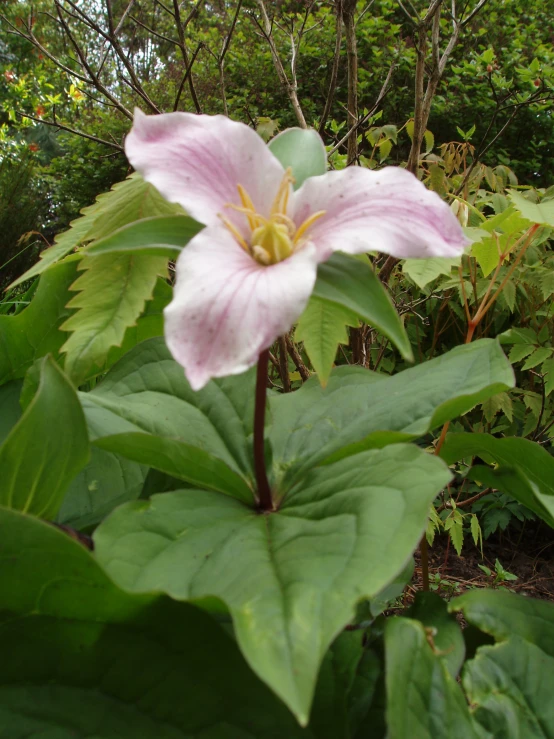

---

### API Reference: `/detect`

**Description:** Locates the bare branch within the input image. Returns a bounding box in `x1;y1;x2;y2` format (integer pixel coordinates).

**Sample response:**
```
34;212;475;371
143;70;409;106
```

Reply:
18;112;124;151
319;0;343;134
253;0;307;128
173;0;202;112
173;42;204;111
328;61;396;155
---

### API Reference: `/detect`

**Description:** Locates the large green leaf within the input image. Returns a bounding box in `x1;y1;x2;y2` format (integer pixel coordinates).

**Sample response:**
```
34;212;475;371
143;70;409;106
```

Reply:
451;590;554;738
0;357;89;518
296;296;359;385
463;638;554;739
0;508;313;738
449;589;554;658
269;128;327;188
0;257;78;385
0;380;22;444
80;338;255;501
269;339;514;489
312;253;413;361
508;190;554;226
85;214;203;257
440;433;554;527
385;618;482;739
93;443;451;724
56;447;148;530
60;253;168;384
310;631;381;739
405;592;465;678
402;256;461;289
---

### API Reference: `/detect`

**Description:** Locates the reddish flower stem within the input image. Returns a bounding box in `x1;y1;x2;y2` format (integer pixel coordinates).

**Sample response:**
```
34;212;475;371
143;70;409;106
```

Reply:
254;349;273;511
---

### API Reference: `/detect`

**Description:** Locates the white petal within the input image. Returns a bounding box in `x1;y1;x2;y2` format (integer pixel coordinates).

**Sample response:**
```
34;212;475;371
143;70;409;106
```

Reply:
292;166;468;259
125;110;286;229
164;227;319;390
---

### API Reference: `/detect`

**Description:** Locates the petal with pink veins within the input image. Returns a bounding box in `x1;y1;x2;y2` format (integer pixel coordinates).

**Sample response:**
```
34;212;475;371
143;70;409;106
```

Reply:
292;166;468;260
164;227;319;390
125;109;286;231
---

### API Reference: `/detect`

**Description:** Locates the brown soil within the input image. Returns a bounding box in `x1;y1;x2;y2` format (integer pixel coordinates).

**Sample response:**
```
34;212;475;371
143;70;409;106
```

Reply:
408;521;554;604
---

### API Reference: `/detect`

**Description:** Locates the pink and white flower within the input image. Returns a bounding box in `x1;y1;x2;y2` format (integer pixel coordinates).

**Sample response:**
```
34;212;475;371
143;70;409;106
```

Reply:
126;110;466;390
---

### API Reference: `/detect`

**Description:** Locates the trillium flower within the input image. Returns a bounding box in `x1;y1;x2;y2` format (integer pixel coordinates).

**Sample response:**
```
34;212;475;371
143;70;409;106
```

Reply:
126;110;466;390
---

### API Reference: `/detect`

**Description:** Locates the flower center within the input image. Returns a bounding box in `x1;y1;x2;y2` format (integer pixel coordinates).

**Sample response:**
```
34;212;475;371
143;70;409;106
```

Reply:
219;168;325;266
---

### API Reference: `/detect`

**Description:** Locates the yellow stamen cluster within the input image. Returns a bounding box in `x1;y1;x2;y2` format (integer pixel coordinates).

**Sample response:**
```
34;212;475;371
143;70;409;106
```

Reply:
219;168;325;266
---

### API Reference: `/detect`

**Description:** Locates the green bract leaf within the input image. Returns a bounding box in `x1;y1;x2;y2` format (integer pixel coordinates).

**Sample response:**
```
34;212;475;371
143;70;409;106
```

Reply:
80;338;255;501
9;173;183;289
269;339;514;488
406;592;465;678
0;380;22;445
296;297;359;385
60;253;168;384
0;258;78;385
449;589;554;656
85;215;203;257
310;630;381;738
464;638;554;739
385;618;481;739
56;447;148;530
269;127;327;188
94;443;451;725
508;189;554;225
0;357;89;518
0;508;313;738
402;256;461;289
312;252;413;361
451;590;554;739
440;433;554;528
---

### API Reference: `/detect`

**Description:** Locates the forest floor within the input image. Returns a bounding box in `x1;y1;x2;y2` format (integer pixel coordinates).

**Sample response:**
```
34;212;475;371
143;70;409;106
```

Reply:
407;522;554;605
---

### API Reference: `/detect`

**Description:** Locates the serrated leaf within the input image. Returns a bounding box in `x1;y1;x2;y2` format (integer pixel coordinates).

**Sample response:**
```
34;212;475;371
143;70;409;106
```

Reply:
500;279;516;312
0;357;89;518
542;358;554;396
402;257;461;289
94;444;451;724
540;271;554;300
313;253;412;361
508;190;554;225
522;346;553;371
508;343;535;363
60;253;168;384
523;391;542;416
378;137;392;161
470;514;482;550
446;511;464;555
296;297;359;385
481;392;513;423
472;237;499;276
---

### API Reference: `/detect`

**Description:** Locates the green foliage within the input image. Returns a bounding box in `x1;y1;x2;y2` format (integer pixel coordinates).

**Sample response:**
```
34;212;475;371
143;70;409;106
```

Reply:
0;357;89;518
60;252;168;384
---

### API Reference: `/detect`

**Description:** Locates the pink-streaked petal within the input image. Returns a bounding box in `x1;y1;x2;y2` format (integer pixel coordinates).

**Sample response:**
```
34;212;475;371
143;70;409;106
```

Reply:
164;227;319;390
292;166;468;259
125;109;286;230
